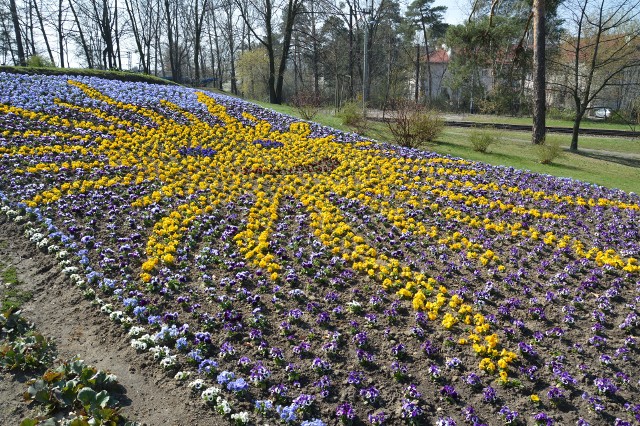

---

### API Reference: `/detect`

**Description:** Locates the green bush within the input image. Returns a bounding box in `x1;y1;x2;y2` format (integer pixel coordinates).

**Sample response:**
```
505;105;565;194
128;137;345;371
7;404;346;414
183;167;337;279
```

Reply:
339;101;365;128
412;110;444;145
536;138;563;164
469;127;501;153
547;107;575;121
26;55;55;68
0;65;175;86
385;99;443;148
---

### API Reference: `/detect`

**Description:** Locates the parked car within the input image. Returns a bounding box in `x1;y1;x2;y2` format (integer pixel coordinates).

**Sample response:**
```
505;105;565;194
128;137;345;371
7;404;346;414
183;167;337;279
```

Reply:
593;108;612;119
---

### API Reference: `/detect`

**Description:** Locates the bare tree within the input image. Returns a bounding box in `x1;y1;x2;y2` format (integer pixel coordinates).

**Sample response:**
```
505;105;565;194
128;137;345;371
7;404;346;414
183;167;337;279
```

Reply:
235;0;305;104
9;0;26;65
124;0;160;73
192;0;207;82
69;0;93;67
549;0;640;150
32;0;56;64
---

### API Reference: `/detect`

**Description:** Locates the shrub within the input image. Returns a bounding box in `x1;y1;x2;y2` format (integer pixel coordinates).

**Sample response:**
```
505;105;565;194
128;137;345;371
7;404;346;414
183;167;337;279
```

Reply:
290;92;323;121
385;99;443;148
547;107;575;121
339;101;365;128
26;54;55;68
536;138;563;164
469;127;501;153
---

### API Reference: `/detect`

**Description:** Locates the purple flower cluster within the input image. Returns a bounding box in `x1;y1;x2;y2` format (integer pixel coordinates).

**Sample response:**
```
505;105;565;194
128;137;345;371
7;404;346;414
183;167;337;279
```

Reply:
2;72;640;425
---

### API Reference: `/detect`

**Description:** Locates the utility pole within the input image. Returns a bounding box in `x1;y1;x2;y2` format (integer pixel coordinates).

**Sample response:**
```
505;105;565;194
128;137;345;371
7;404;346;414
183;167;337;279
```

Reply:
362;0;373;116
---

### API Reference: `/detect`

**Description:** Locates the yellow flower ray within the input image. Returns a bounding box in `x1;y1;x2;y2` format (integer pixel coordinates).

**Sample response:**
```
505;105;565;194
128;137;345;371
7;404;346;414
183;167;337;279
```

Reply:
289;177;518;375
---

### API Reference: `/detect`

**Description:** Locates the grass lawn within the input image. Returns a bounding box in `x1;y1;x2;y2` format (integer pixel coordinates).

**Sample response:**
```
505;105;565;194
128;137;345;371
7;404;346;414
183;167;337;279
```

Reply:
254;102;640;194
449;112;638;131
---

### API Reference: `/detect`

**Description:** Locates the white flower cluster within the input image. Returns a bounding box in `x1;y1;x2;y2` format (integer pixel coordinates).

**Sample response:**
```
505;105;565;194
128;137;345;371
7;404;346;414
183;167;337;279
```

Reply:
230;411;250;424
201;386;221;402
109;310;125;322
188;379;206;391
56;250;68;259
128;326;146;337
61;266;79;275
28;232;42;242
107;311;133;325
13;215;25;223
174;371;191;381
25;227;40;238
216;396;232;415
0;206;16;217
149;345;171;360
69;274;85;288
36;237;49;249
159;354;177;370
58;259;72;268
100;303;114;313
130;339;148;351
47;244;59;254
130;333;154;351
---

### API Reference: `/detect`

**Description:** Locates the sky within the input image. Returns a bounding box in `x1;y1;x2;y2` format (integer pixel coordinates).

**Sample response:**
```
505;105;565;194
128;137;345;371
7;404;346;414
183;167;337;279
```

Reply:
432;0;468;25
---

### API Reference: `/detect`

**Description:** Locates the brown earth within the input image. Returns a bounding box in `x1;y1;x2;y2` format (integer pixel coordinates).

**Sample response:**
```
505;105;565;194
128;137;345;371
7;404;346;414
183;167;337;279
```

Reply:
0;216;219;426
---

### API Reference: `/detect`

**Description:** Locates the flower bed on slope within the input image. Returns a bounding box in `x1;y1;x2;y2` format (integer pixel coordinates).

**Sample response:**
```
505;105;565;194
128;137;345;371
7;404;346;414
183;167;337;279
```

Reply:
1;72;639;425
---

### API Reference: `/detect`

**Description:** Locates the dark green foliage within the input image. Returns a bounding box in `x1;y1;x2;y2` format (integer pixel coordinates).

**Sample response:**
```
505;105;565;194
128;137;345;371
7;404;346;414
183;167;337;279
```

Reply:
0;66;176;86
22;358;130;425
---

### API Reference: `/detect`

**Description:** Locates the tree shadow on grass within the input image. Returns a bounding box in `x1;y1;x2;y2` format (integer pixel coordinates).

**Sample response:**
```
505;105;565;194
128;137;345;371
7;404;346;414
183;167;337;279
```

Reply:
426;140;590;171
569;148;640;168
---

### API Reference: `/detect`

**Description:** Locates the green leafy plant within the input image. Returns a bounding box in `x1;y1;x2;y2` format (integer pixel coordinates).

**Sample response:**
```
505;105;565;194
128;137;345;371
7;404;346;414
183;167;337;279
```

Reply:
536;138;563;164
1;307;53;372
26;55;56;68
0;332;52;371
384;99;444;147
469;127;501;153
338;100;365;129
22;358;131;425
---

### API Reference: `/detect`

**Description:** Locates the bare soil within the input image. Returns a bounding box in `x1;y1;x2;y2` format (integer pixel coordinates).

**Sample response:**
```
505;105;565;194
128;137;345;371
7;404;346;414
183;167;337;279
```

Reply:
0;216;217;426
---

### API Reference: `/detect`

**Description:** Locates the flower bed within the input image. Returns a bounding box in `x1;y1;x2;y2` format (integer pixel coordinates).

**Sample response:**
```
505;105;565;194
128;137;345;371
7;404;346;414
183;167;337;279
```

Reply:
1;72;639;425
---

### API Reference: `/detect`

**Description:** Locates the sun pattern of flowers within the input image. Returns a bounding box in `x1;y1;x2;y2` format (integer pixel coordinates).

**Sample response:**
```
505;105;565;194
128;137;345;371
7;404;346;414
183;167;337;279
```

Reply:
2;74;640;425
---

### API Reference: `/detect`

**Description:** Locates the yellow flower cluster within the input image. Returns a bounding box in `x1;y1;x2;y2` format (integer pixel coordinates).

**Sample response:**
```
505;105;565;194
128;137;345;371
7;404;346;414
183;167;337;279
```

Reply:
5;79;640;380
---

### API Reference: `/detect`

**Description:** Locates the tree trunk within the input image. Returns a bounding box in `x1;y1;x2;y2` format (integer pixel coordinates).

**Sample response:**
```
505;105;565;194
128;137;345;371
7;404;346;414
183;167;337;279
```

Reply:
348;4;354;99
164;0;177;81
532;0;546;144
414;43;420;102
115;0;122;69
9;0;26;66
274;0;299;104
211;13;223;90
311;1;319;97
225;6;237;94
267;47;276;102
33;0;55;65
124;0;148;73
194;0;208;84
69;0;92;67
421;21;432;102
28;0;36;57
570;111;583;151
58;0;64;67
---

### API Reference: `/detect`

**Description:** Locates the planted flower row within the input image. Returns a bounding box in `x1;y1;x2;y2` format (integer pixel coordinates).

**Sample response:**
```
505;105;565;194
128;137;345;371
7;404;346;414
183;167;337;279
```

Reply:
1;72;639;425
